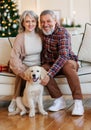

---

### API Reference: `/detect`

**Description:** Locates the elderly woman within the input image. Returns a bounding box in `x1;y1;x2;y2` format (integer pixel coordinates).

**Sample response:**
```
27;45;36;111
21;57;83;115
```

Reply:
8;10;42;112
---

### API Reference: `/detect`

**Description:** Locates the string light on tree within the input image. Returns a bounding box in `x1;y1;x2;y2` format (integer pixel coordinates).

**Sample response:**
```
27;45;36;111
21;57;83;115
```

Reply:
4;4;8;8
4;12;7;17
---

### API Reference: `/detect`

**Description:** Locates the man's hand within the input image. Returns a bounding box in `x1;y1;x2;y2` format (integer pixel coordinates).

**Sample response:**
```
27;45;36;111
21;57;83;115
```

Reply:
41;75;50;86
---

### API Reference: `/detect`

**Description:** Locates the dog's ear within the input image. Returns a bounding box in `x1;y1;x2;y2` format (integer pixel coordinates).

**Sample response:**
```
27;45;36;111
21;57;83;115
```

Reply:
24;68;31;81
41;67;47;80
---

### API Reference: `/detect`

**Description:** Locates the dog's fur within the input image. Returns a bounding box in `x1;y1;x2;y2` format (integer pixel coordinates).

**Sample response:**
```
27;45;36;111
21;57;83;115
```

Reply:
8;66;48;117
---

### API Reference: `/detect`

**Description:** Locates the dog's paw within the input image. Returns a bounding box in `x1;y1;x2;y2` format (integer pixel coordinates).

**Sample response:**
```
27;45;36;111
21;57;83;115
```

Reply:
20;111;27;116
41;111;48;115
29;111;35;117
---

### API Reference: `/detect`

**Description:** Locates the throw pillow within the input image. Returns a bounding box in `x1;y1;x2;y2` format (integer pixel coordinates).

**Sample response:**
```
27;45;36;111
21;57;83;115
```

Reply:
78;23;91;63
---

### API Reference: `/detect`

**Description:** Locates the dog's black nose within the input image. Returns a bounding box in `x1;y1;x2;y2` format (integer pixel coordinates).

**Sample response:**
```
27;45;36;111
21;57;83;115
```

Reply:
32;74;36;78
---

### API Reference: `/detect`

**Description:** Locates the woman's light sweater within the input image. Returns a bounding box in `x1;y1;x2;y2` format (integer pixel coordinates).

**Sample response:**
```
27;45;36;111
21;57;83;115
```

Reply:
23;31;42;66
10;32;42;79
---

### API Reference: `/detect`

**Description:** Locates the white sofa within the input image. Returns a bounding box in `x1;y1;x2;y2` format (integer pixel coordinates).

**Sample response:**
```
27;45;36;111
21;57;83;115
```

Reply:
0;23;91;99
0;38;16;97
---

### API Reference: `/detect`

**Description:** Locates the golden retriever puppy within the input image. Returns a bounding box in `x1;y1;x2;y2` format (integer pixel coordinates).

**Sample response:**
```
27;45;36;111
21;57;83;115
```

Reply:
8;66;48;117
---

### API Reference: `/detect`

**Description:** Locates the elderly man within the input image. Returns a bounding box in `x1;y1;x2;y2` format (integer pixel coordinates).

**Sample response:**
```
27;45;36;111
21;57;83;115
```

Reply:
40;10;84;116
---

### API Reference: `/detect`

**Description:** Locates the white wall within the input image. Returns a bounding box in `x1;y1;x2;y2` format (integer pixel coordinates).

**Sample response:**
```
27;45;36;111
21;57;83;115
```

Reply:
16;0;37;14
16;0;91;27
39;0;90;26
74;0;90;26
39;0;69;17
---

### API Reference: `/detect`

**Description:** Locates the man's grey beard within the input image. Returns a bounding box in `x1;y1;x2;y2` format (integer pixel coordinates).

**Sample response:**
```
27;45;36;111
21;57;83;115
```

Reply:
42;28;54;35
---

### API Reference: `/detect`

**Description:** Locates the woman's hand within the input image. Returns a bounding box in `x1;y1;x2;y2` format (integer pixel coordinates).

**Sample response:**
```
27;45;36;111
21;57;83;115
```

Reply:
41;75;50;86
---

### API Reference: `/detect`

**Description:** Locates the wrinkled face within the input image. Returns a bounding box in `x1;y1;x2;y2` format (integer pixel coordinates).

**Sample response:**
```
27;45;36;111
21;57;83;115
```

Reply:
23;15;37;32
40;14;56;35
30;66;41;83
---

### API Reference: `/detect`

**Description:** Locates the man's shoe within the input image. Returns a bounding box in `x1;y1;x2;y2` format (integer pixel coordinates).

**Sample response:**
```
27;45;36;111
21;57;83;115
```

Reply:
48;96;66;112
72;100;84;116
8;99;16;112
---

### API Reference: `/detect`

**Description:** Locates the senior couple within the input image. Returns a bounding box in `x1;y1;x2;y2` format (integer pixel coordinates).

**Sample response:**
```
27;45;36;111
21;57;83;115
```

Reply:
8;10;84;116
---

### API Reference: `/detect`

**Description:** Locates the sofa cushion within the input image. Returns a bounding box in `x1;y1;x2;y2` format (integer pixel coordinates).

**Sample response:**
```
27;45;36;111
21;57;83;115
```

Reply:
0;84;15;96
0;72;15;84
55;66;91;84
0;72;16;96
78;23;91;63
44;66;91;95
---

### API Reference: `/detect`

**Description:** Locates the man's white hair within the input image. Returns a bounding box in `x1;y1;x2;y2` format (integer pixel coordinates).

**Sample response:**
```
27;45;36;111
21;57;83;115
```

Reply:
40;10;56;20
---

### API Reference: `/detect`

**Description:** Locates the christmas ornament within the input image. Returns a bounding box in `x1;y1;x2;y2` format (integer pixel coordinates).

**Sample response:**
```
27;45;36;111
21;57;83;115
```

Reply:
12;24;17;28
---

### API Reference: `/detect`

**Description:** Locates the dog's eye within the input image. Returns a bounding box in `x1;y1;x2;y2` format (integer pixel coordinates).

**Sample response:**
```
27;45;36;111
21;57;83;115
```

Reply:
37;70;39;72
31;70;33;72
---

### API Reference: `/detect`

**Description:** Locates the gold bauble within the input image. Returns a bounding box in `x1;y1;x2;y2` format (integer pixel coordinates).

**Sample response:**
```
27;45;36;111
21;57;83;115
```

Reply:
2;21;6;24
12;4;15;7
5;26;7;29
2;21;5;24
13;8;16;11
8;23;11;26
8;6;10;9
8;32;11;35
13;20;16;23
2;33;5;36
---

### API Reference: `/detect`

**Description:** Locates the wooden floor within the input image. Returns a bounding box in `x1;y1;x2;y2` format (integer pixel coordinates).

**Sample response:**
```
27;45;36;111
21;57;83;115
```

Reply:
1;96;91;130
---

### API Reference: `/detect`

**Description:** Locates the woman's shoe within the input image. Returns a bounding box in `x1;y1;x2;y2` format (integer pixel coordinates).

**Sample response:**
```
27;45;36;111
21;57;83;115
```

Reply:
8;99;16;112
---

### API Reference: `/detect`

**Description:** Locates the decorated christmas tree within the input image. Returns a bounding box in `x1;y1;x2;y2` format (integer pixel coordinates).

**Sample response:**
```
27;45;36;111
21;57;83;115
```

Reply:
0;0;19;37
